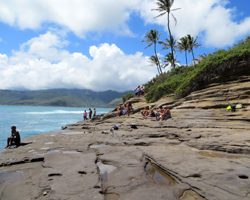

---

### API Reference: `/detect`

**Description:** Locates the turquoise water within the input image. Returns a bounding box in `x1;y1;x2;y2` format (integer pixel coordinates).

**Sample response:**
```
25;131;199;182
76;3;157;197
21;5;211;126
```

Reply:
0;106;112;149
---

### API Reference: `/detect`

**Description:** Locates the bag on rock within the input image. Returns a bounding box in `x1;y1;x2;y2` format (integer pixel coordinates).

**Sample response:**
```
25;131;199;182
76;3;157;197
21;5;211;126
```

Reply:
130;124;138;129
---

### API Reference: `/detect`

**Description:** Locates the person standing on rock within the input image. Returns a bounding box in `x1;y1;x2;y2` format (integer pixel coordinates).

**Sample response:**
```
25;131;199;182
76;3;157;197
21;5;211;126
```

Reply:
89;108;93;119
138;85;141;97
127;102;133;117
5;126;21;149
83;110;87;120
93;108;96;117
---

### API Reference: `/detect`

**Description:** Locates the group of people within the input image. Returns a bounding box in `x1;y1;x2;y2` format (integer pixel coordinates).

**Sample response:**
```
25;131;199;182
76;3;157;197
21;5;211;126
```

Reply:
117;102;133;117
140;105;171;121
117;102;172;121
134;85;144;97
83;108;96;120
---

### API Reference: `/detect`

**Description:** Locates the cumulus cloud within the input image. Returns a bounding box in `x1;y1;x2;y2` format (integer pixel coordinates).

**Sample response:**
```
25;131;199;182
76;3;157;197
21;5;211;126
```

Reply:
0;32;155;91
0;0;143;37
140;0;250;47
11;31;70;63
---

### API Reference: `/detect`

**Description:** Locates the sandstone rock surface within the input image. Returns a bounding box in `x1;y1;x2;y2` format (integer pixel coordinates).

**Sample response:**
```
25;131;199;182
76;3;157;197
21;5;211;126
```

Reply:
1;75;250;200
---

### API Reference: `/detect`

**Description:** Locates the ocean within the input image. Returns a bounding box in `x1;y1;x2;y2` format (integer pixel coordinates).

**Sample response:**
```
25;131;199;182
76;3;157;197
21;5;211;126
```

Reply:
0;105;112;149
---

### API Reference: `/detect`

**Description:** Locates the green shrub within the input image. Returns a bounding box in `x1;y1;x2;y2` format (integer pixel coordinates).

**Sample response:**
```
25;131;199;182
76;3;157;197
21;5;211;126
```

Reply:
122;93;135;103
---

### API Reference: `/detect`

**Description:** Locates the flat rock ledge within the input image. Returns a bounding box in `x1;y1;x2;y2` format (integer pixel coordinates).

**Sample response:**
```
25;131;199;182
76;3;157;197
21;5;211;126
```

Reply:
1;74;250;199
1;106;250;200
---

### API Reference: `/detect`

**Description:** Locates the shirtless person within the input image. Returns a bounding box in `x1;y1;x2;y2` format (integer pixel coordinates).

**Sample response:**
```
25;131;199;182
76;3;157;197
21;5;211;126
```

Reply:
89;108;93;119
93;108;96;117
127;102;133;117
5;126;21;149
156;106;164;121
140;107;149;119
142;108;155;119
117;105;122;117
160;106;172;121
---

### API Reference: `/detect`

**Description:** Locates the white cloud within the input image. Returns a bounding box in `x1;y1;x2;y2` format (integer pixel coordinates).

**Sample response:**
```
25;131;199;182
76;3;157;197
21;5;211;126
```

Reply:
1;0;249;48
140;0;250;47
10;31;70;63
0;0;143;37
0;32;155;91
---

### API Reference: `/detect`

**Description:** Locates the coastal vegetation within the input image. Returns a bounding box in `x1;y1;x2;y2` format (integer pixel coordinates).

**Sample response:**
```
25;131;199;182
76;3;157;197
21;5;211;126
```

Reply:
139;0;250;103
143;37;250;102
122;93;135;103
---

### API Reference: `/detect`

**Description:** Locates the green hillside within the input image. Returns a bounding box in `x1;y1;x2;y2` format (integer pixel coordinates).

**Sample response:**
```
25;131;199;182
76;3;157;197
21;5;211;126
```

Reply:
0;89;132;107
144;37;250;102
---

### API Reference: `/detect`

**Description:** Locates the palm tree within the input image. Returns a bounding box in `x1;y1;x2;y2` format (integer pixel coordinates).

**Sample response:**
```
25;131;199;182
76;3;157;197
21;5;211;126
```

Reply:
192;53;211;64
177;36;189;66
159;35;178;52
198;53;212;60
187;34;201;60
163;52;179;68
142;29;162;74
152;0;180;68
148;55;161;74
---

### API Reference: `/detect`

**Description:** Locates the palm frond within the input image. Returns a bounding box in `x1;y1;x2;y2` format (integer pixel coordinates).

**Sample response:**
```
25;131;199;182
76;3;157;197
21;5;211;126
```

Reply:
154;12;167;18
171;13;177;26
171;8;181;11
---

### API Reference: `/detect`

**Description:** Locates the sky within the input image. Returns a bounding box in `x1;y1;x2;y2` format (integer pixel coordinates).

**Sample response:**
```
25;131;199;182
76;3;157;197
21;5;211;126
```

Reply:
0;0;250;92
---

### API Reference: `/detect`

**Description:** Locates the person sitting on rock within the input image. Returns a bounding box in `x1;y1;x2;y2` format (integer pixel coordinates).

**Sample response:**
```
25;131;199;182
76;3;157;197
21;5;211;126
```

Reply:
117;105;125;117
149;109;156;118
140;107;149;119
160;106;172;121
5;126;21;149
142;108;155;119
156;106;164;121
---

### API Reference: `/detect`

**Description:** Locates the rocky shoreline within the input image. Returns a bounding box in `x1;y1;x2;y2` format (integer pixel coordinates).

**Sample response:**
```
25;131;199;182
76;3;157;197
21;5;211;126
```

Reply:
1;77;250;199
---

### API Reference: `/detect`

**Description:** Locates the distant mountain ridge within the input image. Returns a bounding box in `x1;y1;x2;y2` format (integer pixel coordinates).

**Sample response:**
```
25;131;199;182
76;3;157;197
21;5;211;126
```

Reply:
0;88;132;107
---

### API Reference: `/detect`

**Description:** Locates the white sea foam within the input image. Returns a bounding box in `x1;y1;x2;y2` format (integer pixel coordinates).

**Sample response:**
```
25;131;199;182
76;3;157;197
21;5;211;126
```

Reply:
25;110;108;115
25;110;83;115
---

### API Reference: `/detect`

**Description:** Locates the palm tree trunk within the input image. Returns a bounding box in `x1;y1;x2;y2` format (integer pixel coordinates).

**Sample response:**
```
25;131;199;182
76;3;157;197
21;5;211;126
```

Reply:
156;64;160;75
185;50;188;66
192;49;195;60
167;12;175;68
154;43;162;74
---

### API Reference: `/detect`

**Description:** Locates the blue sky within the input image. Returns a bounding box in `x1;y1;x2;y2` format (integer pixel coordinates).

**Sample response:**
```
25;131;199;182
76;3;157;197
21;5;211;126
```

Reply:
0;0;250;92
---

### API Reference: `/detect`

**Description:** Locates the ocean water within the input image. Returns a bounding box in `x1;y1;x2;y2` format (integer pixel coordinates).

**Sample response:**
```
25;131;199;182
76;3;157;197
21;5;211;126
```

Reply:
0;106;112;149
